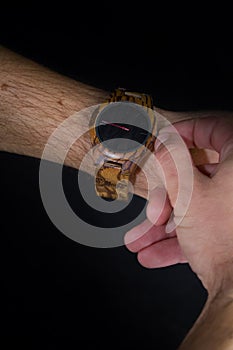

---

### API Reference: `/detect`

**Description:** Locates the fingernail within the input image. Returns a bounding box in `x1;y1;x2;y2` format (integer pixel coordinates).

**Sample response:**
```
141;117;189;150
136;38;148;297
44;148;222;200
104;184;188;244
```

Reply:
124;221;153;244
124;229;139;245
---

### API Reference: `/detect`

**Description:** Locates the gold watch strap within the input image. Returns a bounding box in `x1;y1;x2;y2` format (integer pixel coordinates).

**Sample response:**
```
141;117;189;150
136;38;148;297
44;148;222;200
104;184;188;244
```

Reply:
95;88;153;200
107;88;153;108
96;160;137;201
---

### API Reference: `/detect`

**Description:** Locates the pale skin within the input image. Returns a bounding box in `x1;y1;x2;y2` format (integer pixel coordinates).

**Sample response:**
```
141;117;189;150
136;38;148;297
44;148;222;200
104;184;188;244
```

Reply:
125;116;233;349
1;46;233;349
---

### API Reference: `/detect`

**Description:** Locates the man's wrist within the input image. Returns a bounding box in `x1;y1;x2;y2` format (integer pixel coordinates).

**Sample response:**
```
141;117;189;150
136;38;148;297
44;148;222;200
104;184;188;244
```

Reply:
178;286;233;350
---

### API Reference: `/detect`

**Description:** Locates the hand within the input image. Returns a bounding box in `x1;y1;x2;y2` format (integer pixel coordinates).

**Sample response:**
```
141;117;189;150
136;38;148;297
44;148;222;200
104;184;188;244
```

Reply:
125;115;233;296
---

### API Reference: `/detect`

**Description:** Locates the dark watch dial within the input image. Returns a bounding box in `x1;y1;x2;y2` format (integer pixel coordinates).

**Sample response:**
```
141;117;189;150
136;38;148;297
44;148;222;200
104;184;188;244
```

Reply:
95;102;152;153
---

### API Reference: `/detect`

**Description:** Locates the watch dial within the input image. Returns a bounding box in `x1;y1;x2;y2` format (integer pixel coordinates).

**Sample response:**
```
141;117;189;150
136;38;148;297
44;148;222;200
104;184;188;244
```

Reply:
95;102;152;153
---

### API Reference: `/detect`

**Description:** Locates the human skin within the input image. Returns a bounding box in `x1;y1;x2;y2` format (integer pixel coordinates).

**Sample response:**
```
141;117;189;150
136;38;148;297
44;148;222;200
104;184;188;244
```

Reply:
0;46;220;199
125;117;233;349
1;45;233;349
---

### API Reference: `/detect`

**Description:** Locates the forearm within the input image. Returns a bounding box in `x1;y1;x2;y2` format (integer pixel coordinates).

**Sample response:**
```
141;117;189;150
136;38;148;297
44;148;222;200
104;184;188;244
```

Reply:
0;46;224;198
178;288;233;350
0;46;107;169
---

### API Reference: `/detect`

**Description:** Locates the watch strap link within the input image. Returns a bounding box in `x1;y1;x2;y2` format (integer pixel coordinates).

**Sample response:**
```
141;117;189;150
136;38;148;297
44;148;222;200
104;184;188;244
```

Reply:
107;88;153;109
96;160;137;201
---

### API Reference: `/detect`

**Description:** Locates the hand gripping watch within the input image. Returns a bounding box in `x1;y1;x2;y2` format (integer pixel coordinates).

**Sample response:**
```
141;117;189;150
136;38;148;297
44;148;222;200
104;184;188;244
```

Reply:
89;88;157;201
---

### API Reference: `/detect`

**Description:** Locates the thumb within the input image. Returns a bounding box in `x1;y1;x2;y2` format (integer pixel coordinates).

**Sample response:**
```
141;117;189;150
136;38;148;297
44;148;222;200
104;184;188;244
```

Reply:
154;128;198;233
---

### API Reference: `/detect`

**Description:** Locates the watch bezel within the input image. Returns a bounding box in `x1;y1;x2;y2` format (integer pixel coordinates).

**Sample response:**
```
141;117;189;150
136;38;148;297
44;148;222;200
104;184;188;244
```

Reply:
92;101;155;156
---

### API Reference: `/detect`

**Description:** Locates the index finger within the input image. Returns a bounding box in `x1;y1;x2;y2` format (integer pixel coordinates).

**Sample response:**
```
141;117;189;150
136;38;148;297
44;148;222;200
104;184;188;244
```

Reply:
164;116;233;154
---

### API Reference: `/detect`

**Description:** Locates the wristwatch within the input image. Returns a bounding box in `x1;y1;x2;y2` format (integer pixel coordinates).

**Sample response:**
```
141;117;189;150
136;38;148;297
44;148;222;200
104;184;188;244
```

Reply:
89;88;157;201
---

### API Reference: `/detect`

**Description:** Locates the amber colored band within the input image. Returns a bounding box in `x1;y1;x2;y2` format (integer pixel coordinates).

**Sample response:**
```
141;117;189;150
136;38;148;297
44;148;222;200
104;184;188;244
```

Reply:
96;88;153;200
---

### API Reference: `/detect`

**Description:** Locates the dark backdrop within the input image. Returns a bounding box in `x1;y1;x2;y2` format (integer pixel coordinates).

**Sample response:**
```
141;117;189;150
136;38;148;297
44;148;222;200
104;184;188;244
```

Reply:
1;5;232;349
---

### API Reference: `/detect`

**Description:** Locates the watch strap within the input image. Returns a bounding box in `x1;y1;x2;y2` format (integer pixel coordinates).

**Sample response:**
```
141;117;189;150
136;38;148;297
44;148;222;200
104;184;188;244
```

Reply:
95;88;154;200
107;88;153;109
96;161;136;201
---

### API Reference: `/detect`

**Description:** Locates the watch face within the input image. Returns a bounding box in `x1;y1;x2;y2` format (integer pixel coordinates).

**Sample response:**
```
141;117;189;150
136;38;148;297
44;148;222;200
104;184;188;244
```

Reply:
95;102;152;153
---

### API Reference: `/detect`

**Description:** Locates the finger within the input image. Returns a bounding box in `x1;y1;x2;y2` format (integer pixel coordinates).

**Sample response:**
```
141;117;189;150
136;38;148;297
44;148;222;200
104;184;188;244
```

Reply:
146;186;172;226
124;219;154;246
154;130;208;233
125;222;176;253
160;116;233;176
165;116;233;155
154;131;202;211
137;236;187;268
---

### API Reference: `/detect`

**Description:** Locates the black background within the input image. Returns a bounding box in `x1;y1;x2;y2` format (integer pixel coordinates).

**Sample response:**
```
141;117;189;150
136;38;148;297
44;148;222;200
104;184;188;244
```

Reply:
1;5;233;349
